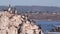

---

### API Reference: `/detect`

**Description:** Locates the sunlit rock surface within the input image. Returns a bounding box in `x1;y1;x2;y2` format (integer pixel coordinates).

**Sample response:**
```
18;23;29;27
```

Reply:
0;11;42;34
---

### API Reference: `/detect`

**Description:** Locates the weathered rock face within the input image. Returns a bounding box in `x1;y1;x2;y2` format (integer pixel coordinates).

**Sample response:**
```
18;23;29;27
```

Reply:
0;11;41;34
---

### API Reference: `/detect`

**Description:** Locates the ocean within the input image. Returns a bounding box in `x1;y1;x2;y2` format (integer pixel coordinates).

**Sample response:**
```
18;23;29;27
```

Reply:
35;20;60;34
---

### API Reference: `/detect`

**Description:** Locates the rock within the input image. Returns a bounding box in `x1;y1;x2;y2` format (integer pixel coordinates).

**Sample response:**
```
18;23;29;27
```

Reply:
0;11;41;34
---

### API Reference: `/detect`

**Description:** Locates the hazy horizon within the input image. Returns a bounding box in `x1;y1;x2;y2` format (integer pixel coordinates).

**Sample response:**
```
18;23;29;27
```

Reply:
0;0;60;7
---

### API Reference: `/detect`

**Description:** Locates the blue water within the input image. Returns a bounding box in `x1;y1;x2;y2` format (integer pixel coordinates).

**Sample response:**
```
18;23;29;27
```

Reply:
35;20;60;34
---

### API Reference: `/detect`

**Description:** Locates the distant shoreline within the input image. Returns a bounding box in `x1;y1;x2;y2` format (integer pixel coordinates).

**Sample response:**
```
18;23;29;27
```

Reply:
26;13;60;20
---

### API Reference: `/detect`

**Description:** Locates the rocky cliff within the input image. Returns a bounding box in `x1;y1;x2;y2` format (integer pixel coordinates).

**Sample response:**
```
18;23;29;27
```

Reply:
0;11;41;34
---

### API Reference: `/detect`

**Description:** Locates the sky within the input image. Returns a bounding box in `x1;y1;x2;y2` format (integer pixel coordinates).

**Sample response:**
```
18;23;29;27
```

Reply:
0;0;60;7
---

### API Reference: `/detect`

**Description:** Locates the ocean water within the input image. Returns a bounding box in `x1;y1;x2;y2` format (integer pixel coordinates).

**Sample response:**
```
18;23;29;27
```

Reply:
35;20;60;34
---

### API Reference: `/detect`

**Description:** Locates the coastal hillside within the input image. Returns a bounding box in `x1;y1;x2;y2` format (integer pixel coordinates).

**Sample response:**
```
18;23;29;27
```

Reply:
0;6;60;13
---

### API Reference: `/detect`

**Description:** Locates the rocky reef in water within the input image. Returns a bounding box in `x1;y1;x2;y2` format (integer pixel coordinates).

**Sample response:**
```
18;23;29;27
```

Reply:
0;11;42;34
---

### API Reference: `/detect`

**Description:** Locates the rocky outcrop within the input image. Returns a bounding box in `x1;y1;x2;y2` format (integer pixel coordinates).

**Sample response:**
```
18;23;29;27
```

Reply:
0;11;41;34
